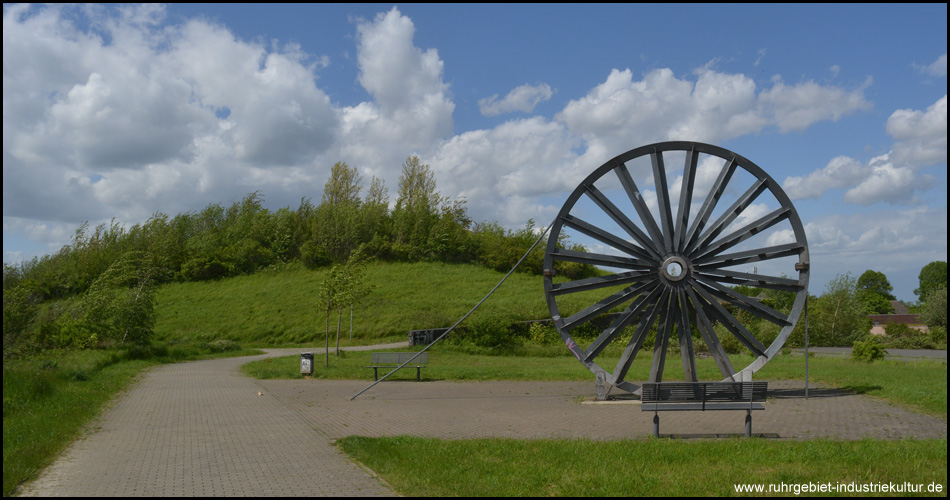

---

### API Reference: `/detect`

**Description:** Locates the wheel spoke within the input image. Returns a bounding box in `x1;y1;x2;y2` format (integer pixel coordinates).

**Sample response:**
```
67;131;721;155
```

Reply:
692;275;791;326
675;289;698;382
613;160;666;252
561;215;658;262
550;248;655;270
559;279;658;332
550;270;655;296
696;268;803;293
649;290;675;382
673;147;699;253
694;242;805;268
685;178;768;256
691;207;790;261
613;287;669;383
650;150;675;254
690;279;767;357
583;287;657;362
685;285;737;379
584;184;663;260
682;156;737;253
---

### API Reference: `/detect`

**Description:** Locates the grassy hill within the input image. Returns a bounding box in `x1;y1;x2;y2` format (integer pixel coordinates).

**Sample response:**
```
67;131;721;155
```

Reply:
153;260;587;347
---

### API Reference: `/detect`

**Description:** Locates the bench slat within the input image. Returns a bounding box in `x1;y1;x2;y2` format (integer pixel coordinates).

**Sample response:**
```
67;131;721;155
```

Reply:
641;381;768;410
370;352;428;365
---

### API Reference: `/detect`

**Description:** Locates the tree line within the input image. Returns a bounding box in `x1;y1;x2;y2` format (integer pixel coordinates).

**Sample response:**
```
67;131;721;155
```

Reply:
2;156;596;357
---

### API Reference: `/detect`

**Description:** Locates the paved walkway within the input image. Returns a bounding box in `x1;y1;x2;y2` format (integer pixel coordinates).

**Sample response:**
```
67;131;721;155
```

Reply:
19;344;948;496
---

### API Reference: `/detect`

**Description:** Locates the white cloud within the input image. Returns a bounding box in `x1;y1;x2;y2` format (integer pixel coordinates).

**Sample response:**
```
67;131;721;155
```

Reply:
842;154;934;205
886;94;947;167
756;76;872;133
802;206;947;300
337;7;454;174
783;94;946;206
917;53;947;77
478;83;553;116
556;67;870;171
782;156;867;200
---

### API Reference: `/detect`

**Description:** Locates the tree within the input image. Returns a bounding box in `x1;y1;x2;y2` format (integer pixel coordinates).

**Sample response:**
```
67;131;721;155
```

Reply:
919;287;947;328
358;176;392;258
396;155;439;211
312;162;364;263
82;251;158;346
392;156;443;259
334;247;375;354
810;273;871;346
856;269;895;314
317;264;345;367
915;261;948;304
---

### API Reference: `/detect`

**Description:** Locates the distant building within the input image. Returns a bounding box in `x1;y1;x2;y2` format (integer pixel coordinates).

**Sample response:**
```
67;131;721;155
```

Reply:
868;300;926;335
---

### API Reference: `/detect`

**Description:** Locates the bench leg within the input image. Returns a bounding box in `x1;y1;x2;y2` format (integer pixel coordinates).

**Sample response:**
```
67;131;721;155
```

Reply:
653;413;659;438
416;367;421;381
745;410;752;438
373;367;378;381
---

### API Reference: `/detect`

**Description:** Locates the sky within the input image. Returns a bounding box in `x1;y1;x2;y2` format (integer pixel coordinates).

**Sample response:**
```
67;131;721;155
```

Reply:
3;3;947;302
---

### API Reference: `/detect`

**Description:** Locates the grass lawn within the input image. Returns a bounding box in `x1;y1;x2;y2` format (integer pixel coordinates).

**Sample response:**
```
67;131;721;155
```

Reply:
338;436;948;497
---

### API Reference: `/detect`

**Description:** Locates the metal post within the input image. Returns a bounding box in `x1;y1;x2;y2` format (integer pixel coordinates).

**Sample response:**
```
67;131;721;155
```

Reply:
805;293;808;399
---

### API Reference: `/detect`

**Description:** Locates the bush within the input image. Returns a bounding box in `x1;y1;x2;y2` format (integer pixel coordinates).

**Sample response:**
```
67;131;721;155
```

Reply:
882;323;936;349
714;324;744;354
204;339;241;353
528;322;559;344
852;335;886;362
450;315;522;354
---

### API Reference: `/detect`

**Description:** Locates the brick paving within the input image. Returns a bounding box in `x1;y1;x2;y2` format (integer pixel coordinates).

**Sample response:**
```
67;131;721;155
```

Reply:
18;345;947;496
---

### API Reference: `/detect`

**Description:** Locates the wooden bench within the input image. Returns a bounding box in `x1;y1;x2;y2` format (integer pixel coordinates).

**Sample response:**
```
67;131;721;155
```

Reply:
368;352;428;381
641;381;768;437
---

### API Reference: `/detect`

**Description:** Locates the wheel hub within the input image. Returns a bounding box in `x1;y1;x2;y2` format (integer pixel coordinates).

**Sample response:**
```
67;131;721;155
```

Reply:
660;255;689;283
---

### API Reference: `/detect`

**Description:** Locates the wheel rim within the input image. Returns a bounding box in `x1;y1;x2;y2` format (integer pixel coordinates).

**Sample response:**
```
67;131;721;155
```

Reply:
542;141;809;392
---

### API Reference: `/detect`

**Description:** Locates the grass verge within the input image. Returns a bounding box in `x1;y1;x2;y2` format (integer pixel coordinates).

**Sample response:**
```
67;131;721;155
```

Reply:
2;343;259;497
338;436;948;497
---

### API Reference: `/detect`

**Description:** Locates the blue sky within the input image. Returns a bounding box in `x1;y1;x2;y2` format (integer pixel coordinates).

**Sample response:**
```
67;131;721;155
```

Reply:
3;4;946;301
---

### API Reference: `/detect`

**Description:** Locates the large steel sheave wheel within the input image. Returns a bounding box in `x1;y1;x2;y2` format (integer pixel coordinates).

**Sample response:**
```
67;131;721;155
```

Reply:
542;142;809;393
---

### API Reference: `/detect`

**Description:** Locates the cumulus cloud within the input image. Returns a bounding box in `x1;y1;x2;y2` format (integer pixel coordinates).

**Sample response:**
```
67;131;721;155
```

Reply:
556;67;870;170
886;94;947;167
783;94;945;206
782;156;867;200
478;83;553;116
757;75;872;133
917;53;947;77
803;206;947;299
337;8;454;174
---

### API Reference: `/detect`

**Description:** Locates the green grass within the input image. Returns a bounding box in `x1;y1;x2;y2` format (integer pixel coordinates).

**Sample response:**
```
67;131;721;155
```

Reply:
338;436;947;497
153;260;608;347
243;346;948;418
2;344;259;497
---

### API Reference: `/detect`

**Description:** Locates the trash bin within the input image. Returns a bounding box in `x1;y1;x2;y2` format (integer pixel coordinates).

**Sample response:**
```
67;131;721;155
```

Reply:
300;352;314;375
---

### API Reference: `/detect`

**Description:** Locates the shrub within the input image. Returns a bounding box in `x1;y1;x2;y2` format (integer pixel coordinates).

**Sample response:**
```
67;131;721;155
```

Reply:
450;315;522;354
528;322;559;344
852;335;886;362
714;324;744;354
204;339;241;353
882;322;936;349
